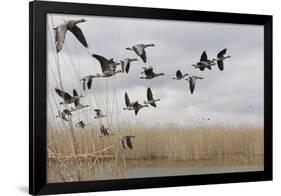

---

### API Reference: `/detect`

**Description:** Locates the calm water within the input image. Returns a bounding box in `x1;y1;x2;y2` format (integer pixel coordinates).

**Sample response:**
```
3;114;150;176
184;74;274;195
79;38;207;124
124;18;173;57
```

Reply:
48;156;264;182
95;156;264;180
124;164;263;179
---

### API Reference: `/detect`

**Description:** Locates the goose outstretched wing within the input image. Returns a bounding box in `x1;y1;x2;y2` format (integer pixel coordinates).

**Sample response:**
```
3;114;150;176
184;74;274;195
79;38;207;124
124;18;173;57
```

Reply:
73;89;80;107
200;51;208;62
134;44;144;56
139;50;147;63
176;70;182;78
121;139;126;149
134;45;147;62
92;54;111;73
189;78;196;94
125;58;137;73
217;60;224;71
125;62;131;73
87;78;93;89
126;137;133;149
147;88;154;101
73;89;78;97
217;48;227;58
125;92;131;107
82;80;86;91
54;23;68;52
55;88;72;100
68;25;88;48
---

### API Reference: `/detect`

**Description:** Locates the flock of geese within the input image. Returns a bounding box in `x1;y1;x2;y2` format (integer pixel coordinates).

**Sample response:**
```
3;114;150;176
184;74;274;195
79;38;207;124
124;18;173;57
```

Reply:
52;18;231;150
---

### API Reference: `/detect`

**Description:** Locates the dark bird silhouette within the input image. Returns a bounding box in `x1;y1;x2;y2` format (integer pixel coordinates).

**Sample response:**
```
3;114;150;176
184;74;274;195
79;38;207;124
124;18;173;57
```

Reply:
216;48;231;71
192;51;216;71
140;66;164;79
94;109;107;119
75;120;86;129
144;87;160;107
121;136;135;149
172;70;189;80
100;124;114;137
123;92;148;115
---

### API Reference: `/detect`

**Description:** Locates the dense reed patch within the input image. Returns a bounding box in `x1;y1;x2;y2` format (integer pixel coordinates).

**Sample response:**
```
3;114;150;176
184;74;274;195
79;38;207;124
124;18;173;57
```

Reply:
47;123;263;182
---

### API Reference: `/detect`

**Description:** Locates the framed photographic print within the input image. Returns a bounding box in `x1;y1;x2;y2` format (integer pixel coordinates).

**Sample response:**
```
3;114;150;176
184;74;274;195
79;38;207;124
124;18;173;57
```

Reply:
29;1;273;195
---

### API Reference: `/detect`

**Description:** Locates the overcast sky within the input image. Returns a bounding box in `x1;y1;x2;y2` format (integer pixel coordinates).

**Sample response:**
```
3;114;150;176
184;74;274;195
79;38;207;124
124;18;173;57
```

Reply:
46;13;264;128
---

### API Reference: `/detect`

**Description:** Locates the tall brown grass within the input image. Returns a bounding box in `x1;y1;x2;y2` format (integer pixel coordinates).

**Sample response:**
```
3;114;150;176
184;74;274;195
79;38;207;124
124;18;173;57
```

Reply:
47;123;263;182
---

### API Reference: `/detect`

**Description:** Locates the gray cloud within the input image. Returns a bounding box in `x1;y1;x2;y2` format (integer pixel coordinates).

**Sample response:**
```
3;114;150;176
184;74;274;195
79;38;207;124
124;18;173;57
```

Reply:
47;14;264;127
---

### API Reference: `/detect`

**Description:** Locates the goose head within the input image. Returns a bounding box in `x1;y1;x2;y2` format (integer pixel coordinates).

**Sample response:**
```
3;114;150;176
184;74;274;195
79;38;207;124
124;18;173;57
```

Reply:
80;18;87;23
126;47;133;51
147;43;155;47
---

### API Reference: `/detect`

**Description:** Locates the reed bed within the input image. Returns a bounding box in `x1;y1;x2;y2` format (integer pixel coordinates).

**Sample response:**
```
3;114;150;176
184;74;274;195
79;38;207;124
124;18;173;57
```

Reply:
47;123;263;182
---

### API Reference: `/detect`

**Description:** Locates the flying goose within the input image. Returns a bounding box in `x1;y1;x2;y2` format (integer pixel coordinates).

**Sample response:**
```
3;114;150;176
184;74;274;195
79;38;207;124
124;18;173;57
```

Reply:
75;120;86;129
121;136;135;149
126;43;155;63
54;19;88;53
144;87;160;107
192;51;216;71
91;54;122;77
56;110;71;122
55;88;83;105
94;109;107;119
100;124;114;137
186;75;203;94
131;101;149;115
216;48;231;71
172;70;189;80
139;66;164;79
123;92;148;115
119;58;138;73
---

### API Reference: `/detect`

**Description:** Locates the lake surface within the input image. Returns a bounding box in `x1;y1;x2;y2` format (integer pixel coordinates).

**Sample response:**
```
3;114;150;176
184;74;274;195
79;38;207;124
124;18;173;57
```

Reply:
94;156;264;180
124;164;262;179
48;155;264;182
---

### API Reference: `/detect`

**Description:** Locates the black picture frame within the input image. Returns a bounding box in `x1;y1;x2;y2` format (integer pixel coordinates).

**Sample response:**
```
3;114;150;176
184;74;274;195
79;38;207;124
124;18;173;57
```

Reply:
29;1;273;195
